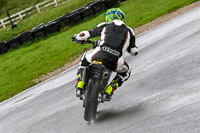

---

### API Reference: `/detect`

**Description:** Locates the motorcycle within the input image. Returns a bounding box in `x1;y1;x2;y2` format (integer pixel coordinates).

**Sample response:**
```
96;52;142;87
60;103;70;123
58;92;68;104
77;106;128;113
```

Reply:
72;38;111;122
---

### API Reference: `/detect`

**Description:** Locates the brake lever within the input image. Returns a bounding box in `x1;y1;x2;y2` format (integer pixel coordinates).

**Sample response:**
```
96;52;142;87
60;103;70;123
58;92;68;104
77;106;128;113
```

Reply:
71;36;95;46
71;36;84;44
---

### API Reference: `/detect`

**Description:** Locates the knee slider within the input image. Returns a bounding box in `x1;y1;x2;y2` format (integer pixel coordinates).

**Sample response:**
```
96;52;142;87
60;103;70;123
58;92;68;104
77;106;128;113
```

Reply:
117;68;131;82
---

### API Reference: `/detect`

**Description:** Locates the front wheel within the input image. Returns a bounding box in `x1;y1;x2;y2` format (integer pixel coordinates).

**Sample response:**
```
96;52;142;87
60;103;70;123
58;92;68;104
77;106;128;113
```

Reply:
84;78;99;121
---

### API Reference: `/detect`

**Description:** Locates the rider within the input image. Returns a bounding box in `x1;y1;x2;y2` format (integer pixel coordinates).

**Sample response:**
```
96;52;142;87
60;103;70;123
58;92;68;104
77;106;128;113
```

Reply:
72;8;138;101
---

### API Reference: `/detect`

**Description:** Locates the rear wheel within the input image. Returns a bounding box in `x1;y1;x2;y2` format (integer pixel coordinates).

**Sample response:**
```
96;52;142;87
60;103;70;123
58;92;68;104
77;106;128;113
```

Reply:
84;78;99;121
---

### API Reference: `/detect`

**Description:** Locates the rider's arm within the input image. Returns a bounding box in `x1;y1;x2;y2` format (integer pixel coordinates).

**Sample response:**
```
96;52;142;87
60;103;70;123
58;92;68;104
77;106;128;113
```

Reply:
89;22;108;38
127;27;138;56
74;22;108;41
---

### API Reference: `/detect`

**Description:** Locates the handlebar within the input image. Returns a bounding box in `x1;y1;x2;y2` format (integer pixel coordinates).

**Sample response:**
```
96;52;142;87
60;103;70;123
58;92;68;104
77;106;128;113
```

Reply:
71;36;100;49
71;36;95;44
84;39;95;45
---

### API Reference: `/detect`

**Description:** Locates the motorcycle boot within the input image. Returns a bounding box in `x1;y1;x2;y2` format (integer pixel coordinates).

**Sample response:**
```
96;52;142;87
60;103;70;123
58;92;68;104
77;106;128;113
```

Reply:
104;80;119;101
104;70;130;101
75;68;85;98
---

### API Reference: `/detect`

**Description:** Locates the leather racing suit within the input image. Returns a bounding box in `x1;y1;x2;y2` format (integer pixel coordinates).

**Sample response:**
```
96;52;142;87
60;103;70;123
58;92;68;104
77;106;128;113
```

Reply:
75;20;138;97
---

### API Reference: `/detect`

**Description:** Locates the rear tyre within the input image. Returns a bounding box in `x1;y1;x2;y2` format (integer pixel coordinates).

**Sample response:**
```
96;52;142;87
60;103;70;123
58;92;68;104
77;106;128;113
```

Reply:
84;78;99;121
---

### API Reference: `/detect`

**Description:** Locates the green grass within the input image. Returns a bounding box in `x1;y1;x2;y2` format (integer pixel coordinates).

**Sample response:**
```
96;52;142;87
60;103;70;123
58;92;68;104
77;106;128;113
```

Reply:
0;0;44;18
0;0;94;42
0;0;199;102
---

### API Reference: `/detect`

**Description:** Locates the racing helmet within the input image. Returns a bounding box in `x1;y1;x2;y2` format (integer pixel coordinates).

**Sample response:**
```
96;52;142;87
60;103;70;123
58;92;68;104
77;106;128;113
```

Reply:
106;8;125;23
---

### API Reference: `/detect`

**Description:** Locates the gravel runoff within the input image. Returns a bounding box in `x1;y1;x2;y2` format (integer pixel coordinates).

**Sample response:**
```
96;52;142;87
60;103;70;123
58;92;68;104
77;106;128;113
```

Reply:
33;1;200;83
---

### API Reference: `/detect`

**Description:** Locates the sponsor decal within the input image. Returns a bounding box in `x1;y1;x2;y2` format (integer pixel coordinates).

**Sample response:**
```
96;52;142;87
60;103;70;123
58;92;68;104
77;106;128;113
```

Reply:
101;46;120;56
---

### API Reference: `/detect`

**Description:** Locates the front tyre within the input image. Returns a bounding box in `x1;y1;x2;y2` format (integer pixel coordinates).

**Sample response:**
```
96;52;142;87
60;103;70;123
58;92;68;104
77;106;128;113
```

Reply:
84;78;99;121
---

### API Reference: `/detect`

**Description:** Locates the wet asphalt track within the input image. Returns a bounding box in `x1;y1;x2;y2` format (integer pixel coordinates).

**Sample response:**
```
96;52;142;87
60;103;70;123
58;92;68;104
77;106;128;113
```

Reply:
0;7;200;133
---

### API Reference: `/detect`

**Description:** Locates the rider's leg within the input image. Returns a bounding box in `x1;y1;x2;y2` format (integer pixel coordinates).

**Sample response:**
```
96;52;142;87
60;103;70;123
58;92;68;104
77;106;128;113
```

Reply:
75;52;90;97
75;67;85;97
76;47;101;97
104;58;131;100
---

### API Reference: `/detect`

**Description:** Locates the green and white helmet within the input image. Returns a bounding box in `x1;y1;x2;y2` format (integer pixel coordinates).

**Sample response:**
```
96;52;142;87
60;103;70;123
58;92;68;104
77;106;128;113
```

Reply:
105;8;125;23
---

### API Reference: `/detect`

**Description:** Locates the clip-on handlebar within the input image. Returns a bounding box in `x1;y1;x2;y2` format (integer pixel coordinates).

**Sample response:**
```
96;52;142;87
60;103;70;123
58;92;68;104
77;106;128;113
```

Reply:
71;36;97;48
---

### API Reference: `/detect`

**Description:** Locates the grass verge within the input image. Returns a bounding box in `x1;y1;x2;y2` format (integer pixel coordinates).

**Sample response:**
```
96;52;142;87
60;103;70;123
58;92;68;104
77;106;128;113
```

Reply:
0;0;199;102
0;0;94;42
